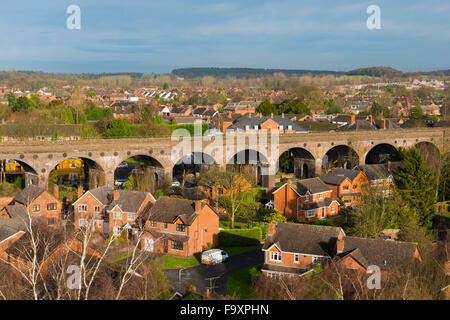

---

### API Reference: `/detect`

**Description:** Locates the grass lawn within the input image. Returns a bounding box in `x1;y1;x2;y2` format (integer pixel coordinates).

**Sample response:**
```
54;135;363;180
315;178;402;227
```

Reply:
110;252;133;263
219;245;262;256
226;263;262;300
157;254;201;269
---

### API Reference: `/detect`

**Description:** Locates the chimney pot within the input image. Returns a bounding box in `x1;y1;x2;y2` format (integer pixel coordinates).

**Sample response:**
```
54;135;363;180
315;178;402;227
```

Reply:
53;184;59;199
114;189;120;200
77;185;83;199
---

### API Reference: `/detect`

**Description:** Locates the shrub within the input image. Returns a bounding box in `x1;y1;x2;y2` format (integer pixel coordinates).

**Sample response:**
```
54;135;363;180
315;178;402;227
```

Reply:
219;227;262;247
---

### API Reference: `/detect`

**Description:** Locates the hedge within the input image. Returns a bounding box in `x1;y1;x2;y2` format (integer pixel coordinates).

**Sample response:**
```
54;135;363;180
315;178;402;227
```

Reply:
219;227;262;247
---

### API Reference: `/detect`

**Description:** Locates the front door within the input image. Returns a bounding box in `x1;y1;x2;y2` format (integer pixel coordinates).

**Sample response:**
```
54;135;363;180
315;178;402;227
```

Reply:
321;208;326;219
144;238;154;252
163;239;168;253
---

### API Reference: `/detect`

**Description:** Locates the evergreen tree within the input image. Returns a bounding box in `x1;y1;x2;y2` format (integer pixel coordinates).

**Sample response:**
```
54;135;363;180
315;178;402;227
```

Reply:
256;100;277;116
394;148;438;228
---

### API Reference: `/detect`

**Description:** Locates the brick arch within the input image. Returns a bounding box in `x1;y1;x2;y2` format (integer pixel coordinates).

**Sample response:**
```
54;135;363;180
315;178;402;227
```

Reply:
226;148;270;165
46;155;107;190
414;141;441;170
277;146;316;179
363;142;399;164
320;144;362;170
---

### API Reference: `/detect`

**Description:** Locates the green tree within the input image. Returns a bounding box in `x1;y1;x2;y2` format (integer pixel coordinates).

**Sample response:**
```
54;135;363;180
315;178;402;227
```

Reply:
256;100;277;116
12;96;33;113
394;148;438;228
87;91;96;97
6;92;16;107
105;118;132;138
410;105;424;120
163;82;169;90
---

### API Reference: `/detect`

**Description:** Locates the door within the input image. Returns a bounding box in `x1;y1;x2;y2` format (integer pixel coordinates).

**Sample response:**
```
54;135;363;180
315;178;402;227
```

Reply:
321;208;326;219
144;238;154;252
163;239;169;253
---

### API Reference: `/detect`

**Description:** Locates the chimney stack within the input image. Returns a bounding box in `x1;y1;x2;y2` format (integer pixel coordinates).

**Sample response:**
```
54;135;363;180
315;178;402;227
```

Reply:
249;113;252;118
281;113;284;118
270;113;273;118
380;119;386;130
77;185;83;198
267;223;276;237
194;200;203;212
349;115;356;125
387;160;391;171
368;115;373;124
114;189;120;200
53;184;59;199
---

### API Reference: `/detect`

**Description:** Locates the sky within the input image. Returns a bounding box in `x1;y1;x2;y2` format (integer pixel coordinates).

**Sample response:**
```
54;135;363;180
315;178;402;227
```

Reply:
0;0;449;74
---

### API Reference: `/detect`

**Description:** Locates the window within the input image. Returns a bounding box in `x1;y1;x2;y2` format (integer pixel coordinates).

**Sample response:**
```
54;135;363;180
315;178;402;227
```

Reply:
331;206;335;213
294;254;299;263
164;223;168;229
269;251;282;262
176;224;186;232
343;185;349;191
305;195;309;203
388;177;393;185
127;213;136;221
94;206;101;212
78;204;87;212
171;240;183;251
47;217;56;225
353;184;357;189
306;210;315;218
113;226;121;236
151;221;157;228
318;193;323;199
113;212;122;220
288;125;292;130
79;219;87;227
312;256;320;265
47;203;57;211
279;125;283;130
33;205;40;212
70;162;77;169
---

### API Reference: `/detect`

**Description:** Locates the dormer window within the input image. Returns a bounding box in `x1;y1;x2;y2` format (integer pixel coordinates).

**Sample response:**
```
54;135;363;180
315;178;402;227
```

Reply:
279;125;283;130
176;224;186;232
318;193;323;199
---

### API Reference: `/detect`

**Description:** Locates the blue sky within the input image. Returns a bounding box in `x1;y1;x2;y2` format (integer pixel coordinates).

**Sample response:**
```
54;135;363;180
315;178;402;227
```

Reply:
0;0;448;73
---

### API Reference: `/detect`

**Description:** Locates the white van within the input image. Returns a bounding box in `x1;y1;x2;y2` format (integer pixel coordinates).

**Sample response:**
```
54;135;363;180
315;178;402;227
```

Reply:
201;249;229;265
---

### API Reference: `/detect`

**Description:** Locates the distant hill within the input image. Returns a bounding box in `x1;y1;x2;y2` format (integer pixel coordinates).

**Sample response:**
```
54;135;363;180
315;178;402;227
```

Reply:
345;66;405;77
171;67;343;79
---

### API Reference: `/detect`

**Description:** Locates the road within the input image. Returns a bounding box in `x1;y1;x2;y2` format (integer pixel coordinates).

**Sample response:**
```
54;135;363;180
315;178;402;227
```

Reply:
163;249;263;296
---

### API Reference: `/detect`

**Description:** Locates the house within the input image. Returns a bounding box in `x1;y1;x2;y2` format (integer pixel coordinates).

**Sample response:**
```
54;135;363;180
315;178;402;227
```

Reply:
223;101;259;115
73;186;155;238
110;101;140;122
336;236;422;274
9;185;62;226
139;198;219;257
272;178;340;220
319;168;369;207
262;222;421;278
354;162;395;196
227;114;307;133
210;112;244;133
262;222;344;277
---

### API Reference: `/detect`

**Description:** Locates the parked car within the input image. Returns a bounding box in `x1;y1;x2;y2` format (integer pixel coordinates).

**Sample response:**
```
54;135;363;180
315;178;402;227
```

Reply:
201;249;229;265
115;178;128;187
172;179;181;187
118;161;128;168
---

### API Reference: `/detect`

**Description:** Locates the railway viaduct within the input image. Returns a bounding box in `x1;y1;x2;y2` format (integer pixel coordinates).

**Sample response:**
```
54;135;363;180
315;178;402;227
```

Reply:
0;127;447;190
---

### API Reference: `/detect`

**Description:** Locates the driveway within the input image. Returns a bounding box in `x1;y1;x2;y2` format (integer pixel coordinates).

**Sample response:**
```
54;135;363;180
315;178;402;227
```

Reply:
163;249;263;296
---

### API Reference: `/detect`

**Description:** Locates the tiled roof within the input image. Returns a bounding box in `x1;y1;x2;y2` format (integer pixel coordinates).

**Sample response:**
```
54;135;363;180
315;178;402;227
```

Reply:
228;115;307;132
289;177;331;195
263;222;343;257
141;197;198;225
13;186;45;206
340;236;419;270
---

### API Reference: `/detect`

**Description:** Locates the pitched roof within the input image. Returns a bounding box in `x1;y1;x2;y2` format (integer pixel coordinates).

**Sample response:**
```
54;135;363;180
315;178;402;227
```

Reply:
301;198;336;210
289;177;331;195
320;168;361;185
89;186;115;205
263;222;343;257
141;197;198;225
107;190;153;213
13;186;46;206
228;115;307;132
340;236;419;270
354;164;392;180
335;119;377;131
3;205;29;221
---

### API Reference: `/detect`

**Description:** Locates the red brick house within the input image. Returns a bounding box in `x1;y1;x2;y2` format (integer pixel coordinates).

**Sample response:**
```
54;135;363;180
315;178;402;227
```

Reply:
8;185;62;226
319;168;369;207
139;198;219;257
262;222;421;278
272;178;340;221
73;186;155;238
262;222;344;277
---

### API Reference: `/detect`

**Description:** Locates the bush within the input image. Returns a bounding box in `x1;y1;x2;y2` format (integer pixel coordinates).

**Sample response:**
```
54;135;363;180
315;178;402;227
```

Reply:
219;227;262;247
